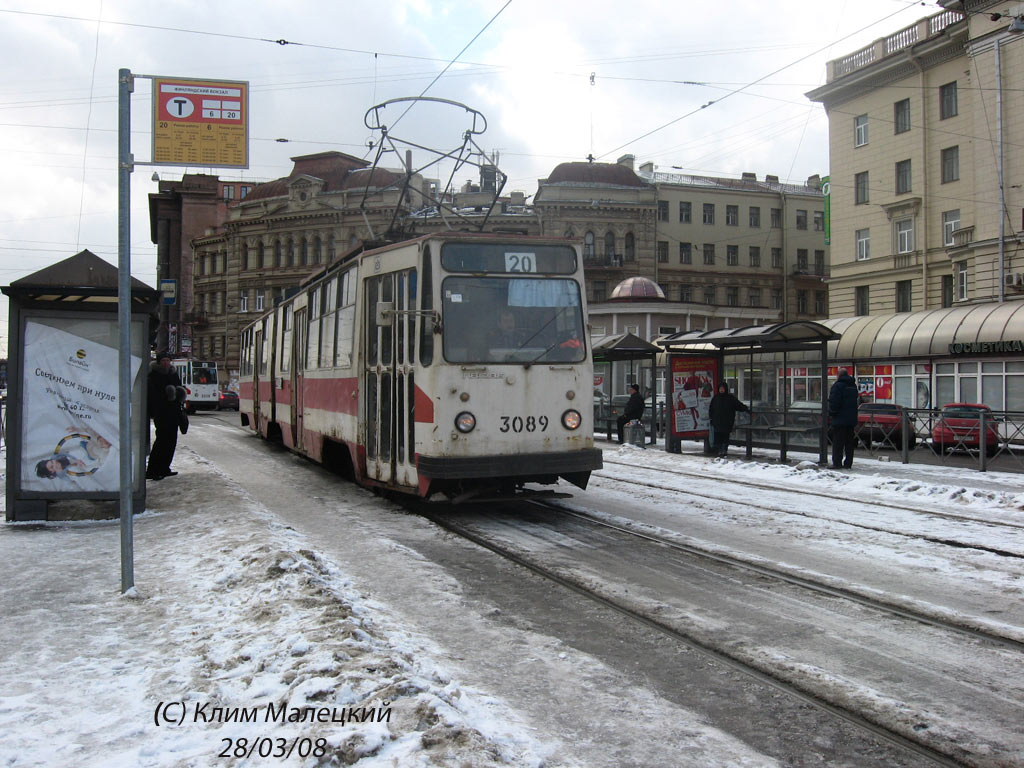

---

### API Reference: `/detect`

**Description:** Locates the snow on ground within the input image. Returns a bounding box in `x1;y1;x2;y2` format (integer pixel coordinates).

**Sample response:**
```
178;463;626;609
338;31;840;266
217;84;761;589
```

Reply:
2;433;1022;767
0;449;551;768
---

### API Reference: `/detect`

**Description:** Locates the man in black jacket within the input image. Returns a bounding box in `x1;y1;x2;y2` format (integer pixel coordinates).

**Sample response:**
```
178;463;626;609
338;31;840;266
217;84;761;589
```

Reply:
708;382;749;457
617;383;645;443
146;353;183;480
828;368;860;469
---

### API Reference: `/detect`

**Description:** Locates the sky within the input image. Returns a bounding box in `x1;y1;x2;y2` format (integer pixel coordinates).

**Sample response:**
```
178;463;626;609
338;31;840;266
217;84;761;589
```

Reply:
0;0;946;355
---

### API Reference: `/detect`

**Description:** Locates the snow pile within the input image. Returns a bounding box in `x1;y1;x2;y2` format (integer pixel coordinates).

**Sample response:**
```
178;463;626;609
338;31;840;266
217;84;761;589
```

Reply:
0;450;547;767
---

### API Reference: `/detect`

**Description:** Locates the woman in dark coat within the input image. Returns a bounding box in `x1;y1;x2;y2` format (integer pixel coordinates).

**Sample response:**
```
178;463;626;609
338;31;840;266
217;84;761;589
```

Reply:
708;382;748;457
828;367;860;468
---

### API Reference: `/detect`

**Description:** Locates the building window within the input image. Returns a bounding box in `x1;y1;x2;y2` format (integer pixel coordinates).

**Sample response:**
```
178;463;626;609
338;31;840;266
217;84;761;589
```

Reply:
726;205;739;226
895;159;912;194
624;232;635;262
703;286;716;304
605;231;617;264
797;290;808;314
896;219;914;254
814;291;826;315
679;201;691;223
679;242;692;264
796;209;807;230
749;206;760;227
749;288;761;306
703;243;715;265
771;248;782;268
258;242;266;268
772;290;782;309
727;245;739;266
702;203;715;224
941;274;954;307
657;200;669;221
657;241;669;263
940;81;958;119
856;228;870;261
855;286;869;316
814;250;825;275
239;289;249;312
223;185;234;201
583;231;595;259
896;280;912;312
726;287;739;306
941;146;959;183
592;281;607;303
240;185;252;199
956;260;968;301
796;249;808;272
749;246;760;267
770;208;782;228
942;209;961;246
255;291;265;312
813;211;824;231
680;284;692;303
854;114;868;146
894;98;910;134
855;171;869;204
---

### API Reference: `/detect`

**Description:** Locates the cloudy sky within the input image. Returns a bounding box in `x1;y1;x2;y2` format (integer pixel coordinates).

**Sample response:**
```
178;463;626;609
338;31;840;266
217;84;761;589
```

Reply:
0;0;943;354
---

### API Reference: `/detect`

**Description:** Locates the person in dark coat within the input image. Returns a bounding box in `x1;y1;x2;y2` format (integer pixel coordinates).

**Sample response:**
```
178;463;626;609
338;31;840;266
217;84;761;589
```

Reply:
828;367;860;469
708;382;749;457
146;353;183;480
616;383;645;443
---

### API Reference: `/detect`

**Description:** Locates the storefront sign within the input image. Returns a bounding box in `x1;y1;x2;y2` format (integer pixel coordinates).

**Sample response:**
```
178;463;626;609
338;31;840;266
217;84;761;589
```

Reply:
948;340;1024;355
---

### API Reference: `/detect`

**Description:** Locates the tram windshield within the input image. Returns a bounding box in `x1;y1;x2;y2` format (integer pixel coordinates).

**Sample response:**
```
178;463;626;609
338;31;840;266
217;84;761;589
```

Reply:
442;276;586;364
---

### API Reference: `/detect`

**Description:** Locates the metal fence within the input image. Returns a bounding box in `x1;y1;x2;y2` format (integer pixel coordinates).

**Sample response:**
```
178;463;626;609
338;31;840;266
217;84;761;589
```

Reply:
594;401;1024;472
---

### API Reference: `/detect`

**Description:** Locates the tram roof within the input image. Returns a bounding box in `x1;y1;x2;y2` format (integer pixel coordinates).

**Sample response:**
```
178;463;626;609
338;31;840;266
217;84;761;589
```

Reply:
658;321;839;355
818;301;1024;360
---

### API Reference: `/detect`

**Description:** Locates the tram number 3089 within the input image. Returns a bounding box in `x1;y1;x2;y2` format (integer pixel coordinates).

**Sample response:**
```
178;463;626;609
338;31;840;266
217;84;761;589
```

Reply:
499;415;549;433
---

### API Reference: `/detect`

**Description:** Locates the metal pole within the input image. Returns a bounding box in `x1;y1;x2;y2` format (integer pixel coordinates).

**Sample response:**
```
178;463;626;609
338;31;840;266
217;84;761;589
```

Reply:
996;39;1006;302
118;68;135;592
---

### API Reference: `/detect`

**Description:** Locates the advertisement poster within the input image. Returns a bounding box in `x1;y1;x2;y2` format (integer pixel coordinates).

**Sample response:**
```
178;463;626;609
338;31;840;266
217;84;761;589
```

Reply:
20;321;141;492
669;355;718;437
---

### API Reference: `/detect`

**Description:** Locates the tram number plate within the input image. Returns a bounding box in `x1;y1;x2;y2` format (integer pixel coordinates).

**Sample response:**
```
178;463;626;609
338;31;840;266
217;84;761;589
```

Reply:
499;415;548;433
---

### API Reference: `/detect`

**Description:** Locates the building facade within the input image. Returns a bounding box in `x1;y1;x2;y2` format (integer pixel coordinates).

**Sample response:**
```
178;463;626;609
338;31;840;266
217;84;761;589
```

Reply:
807;2;1024;316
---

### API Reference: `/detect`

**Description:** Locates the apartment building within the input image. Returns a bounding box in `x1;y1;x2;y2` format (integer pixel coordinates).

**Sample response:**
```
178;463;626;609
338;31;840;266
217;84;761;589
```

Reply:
807;2;1024;316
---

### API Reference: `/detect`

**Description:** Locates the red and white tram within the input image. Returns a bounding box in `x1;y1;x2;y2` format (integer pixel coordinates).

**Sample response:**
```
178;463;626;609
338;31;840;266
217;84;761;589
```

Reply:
239;233;602;499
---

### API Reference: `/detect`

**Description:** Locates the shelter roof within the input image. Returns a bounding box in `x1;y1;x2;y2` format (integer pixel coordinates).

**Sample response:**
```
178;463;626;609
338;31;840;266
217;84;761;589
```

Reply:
659;321;839;354
592;331;662;362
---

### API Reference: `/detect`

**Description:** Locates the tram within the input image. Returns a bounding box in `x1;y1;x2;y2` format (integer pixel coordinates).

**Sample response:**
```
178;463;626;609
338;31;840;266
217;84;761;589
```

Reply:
239;233;602;499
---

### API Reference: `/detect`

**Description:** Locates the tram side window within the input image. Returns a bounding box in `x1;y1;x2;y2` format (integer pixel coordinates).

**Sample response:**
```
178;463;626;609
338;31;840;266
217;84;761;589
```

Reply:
259;318;270;376
280;305;292;373
334;270;357;368
320;278;337;368
419;246;433;367
307;286;321;370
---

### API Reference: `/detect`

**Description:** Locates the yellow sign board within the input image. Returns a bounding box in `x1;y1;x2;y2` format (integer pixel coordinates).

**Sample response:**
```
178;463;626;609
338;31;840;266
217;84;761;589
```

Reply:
151;77;249;168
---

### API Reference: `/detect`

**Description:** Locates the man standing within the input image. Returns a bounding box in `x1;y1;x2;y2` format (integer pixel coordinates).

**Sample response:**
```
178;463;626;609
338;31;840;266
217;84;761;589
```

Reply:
708;381;749;458
828;367;859;469
616;383;645;444
146;353;182;480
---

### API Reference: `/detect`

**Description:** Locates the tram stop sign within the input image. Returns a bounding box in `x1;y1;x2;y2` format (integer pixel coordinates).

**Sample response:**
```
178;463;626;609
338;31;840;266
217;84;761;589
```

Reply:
151;76;249;169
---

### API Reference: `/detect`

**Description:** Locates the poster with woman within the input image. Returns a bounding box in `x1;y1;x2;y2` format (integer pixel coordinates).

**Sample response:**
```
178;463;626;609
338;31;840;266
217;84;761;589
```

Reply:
669;356;718;437
20;320;141;492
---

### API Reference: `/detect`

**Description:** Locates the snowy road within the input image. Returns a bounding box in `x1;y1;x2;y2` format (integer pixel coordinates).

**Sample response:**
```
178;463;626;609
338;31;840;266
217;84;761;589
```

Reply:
180;412;1024;766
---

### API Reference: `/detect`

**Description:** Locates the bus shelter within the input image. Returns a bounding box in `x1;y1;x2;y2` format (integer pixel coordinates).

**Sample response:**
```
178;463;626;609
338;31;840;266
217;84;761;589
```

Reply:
658;321;841;464
2;250;158;520
591;332;661;444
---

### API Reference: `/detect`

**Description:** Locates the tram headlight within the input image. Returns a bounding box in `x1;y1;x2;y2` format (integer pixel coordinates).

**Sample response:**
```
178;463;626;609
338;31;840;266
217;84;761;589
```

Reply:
561;409;582;430
455;411;476;433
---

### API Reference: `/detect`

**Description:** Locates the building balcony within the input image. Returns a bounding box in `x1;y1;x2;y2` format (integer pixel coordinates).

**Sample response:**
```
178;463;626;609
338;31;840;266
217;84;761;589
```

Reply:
584;252;627;268
183;311;209;327
946;225;975;253
792;266;829;278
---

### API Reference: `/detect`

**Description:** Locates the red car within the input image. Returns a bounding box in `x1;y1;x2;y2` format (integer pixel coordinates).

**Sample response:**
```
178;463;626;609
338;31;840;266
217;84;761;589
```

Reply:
931;402;1000;455
856;402;916;449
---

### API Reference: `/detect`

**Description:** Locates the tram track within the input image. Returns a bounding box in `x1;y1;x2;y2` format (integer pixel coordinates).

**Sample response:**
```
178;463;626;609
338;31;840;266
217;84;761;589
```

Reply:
598;458;1024;559
416;500;1011;768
